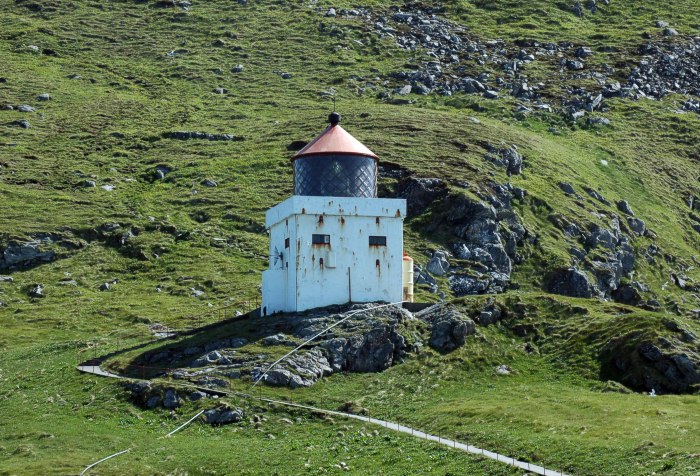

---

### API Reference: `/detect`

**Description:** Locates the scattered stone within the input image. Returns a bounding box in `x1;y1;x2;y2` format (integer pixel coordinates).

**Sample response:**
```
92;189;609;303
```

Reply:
280;72;292;79
483;90;499;99
544;268;598;298
416;304;476;352
325;8;336;17
15;119;30;129
162;389;181;409
587;116;610;126
36;93;50;101
583;187;610;205
611;284;642;306
81;180;97;188
164;131;242;141
663;28;678;37
574;46;594;58
213;87;227;94
496;365;511;375
189;391;207;401
204;406;244;425
212;39;226;47
559;182;576;195
201;179;218;187
231;64;244;73
261;333;295;346
566;59;585;70
616;200;635;216
100;184;115;191
190;288;205;298
28;284;45;298
483;144;523;176
99;282;111;291
397;84;411;95
0;276;13;283
155;165;171;179
627;217;646;235
17;105;35;112
426;250;450;276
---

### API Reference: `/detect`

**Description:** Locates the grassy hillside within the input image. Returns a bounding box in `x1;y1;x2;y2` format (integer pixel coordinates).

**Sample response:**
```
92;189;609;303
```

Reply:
1;0;699;474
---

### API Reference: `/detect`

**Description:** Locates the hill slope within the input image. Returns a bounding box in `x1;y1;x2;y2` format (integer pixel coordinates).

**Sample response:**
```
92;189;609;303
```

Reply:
1;0;699;474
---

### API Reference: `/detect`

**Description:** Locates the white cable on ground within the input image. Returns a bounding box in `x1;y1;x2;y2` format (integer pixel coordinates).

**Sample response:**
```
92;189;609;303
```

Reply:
251;301;405;387
79;448;131;475
77;302;570;476
165;409;206;437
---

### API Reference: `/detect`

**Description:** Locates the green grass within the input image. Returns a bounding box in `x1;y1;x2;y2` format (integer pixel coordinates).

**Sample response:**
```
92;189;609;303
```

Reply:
1;0;699;474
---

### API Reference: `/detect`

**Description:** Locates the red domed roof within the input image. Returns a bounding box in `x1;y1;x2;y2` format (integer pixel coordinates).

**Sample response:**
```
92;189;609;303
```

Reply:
292;124;379;160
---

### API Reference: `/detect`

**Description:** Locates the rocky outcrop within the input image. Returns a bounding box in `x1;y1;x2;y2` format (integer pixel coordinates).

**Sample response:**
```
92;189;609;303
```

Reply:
396;177;448;216
0;233;84;271
425;190;527;296
323;325;407;372
123;381;194;409
544;268;599;298
416;304;476;352
257;348;332;388
203;406;244;425
601;335;700;394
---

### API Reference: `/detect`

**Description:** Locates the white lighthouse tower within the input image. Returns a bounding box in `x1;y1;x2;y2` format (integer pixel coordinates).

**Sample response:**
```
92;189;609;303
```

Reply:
261;113;407;316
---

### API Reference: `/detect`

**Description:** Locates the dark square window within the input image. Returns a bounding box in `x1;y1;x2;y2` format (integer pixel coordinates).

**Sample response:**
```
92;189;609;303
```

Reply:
369;236;387;246
312;234;330;245
284;237;290;248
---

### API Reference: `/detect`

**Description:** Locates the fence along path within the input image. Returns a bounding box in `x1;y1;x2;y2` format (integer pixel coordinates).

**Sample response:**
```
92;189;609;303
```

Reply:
78;362;569;476
77;301;569;475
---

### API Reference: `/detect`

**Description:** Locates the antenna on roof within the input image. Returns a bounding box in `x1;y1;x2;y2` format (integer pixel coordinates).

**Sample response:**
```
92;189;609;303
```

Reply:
332;96;337;112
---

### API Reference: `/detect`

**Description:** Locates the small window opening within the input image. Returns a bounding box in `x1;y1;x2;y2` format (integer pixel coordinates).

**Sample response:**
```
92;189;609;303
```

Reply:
375;259;381;267
319;257;324;268
369;236;387;246
312;234;330;245
375;217;380;225
318;215;324;224
284;237;290;248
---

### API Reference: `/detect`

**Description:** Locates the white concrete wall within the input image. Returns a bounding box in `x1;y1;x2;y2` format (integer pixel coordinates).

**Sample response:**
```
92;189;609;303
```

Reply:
262;196;406;315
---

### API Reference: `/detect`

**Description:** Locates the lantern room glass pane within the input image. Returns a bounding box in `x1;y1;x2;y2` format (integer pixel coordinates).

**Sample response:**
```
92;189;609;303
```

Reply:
294;154;377;198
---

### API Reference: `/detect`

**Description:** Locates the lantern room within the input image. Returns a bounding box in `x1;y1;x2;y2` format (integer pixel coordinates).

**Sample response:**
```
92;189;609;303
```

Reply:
261;113;408;316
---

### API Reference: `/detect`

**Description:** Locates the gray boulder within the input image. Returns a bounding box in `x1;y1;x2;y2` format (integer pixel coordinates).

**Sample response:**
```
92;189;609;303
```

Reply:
260;348;331;388
28;284;45;298
611;284;642;306
163;389;181;409
192;350;225;367
617;200;635;216
626;217;646;235
544;268;599;298
426;251;450;276
322;324;406;373
145;396;161;409
189;391;207;401
559;182;576;195
416;304;476;352
261;333;295;346
204;406;244;425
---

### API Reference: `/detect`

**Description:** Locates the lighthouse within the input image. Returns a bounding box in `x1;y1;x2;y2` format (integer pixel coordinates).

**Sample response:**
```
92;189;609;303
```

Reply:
261;113;407;316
